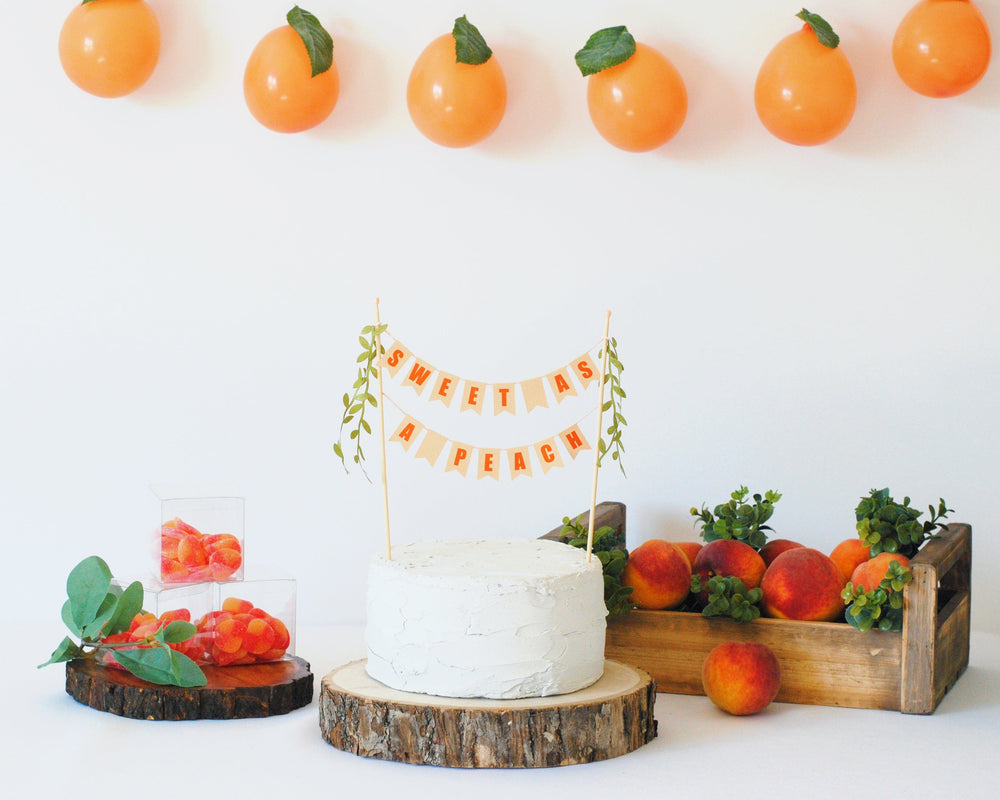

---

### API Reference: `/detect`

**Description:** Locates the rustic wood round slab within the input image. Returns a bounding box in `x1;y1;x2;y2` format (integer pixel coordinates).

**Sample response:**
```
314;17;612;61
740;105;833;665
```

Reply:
65;656;313;720
319;659;656;768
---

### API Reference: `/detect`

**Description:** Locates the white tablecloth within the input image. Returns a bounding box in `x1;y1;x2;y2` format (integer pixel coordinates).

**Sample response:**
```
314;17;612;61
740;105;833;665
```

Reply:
13;625;999;800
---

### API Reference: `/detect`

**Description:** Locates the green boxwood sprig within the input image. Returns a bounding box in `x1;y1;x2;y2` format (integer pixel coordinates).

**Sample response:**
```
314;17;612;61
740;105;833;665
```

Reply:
690;486;781;550
39;556;206;687
560;514;632;616
691;574;762;623
842;559;913;632
855;488;952;558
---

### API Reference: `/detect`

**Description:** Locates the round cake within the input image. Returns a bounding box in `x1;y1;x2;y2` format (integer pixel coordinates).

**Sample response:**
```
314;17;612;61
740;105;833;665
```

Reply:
364;538;607;699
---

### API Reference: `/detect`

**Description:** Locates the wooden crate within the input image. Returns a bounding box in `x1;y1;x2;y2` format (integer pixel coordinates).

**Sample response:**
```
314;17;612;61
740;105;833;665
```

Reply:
550;503;971;714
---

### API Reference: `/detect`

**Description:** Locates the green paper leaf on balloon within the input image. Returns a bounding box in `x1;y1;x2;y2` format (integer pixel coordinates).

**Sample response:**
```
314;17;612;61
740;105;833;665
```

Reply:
287;5;334;77
575;26;636;77
453;15;493;66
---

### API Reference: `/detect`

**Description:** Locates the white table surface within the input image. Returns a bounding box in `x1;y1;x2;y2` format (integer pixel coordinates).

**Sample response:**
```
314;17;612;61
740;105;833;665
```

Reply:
12;625;1000;800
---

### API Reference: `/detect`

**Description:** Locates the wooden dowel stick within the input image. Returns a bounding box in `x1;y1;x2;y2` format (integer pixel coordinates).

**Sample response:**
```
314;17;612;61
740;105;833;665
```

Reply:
374;298;392;560
587;310;612;562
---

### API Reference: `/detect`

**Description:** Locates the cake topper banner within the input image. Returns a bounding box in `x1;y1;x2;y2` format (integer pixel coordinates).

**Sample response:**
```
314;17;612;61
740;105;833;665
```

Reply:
383;337;600;415
388;413;592;480
334;301;626;561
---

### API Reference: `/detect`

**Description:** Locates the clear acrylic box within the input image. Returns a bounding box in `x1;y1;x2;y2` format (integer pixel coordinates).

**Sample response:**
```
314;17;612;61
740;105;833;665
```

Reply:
109;577;294;666
108;579;215;664
207;575;296;665
152;489;245;584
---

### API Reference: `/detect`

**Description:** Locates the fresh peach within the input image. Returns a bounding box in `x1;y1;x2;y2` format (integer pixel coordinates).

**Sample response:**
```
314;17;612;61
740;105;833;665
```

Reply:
850;552;910;593
761;547;847;621
671;541;703;567
621;539;693;610
759;538;803;567
691;539;767;602
829;537;872;582
701;641;781;715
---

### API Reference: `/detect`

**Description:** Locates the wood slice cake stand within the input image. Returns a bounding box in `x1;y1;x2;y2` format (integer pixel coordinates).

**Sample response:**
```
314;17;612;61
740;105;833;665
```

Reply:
319;659;656;768
65;656;313;720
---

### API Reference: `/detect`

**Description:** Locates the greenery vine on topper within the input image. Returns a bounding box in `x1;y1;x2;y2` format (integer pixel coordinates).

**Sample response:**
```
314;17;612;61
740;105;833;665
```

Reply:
334;322;386;481
39;556;207;687
690;486;782;550
855;488;952;558
842;559;913;632
560;514;632;616
597;336;627;476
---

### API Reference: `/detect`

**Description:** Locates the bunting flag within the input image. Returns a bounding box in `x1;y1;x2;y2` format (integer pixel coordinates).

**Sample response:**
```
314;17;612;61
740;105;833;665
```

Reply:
381;338;600;415
389;414;592;481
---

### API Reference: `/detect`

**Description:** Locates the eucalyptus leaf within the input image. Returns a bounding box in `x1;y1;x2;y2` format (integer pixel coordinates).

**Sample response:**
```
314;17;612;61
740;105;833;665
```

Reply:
287;6;334;77
80;591;121;640
111;646;207;687
61;599;83;638
38;637;84;668
67;556;113;631
159;620;197;644
101;581;144;637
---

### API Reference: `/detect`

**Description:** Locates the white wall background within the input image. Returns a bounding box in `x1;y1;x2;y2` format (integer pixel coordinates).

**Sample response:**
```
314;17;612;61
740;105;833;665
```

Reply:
4;1;997;636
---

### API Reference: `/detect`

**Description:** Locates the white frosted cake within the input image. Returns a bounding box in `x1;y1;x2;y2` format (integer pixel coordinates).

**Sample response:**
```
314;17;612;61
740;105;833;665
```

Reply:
365;538;607;699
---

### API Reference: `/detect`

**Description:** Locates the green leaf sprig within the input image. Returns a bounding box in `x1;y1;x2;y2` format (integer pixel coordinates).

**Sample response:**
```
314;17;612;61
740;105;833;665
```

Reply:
39;556;207;687
842;560;913;632
453;15;493;65
797;9;840;49
287;6;334;77
334;322;386;480
691;574;763;623
690;486;782;550
597;336;627;476
855;488;952;558
560;514;632;616
574;26;637;76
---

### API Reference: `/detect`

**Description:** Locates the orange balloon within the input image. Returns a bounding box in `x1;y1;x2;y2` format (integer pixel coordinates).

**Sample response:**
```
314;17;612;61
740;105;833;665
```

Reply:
893;0;992;98
58;0;160;98
407;33;507;148
244;26;340;134
754;24;857;146
586;43;688;152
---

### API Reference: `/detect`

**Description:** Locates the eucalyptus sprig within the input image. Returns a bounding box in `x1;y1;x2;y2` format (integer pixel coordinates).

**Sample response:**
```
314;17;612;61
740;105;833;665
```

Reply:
842;560;913;632
597;336;627;476
39;556;206;687
560;514;632;616
691;574;762;623
855;488;952;558
690;486;782;550
334;322;386;480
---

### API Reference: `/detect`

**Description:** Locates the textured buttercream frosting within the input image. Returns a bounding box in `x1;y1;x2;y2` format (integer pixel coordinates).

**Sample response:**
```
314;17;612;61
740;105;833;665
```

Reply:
365;538;607;699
